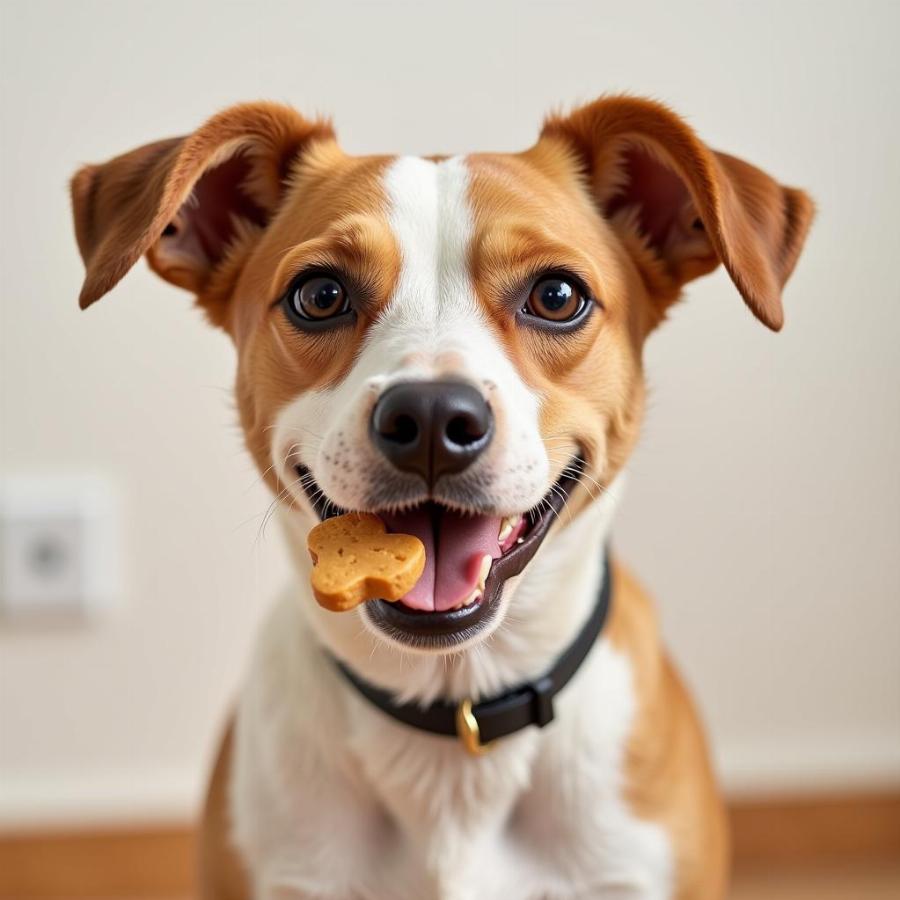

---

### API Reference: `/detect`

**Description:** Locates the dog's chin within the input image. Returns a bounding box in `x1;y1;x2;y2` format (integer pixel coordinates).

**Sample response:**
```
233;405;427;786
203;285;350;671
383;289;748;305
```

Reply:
295;456;585;653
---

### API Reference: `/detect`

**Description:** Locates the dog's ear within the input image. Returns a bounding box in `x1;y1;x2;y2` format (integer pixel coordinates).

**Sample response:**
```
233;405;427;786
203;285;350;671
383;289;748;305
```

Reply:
541;96;814;331
71;102;334;324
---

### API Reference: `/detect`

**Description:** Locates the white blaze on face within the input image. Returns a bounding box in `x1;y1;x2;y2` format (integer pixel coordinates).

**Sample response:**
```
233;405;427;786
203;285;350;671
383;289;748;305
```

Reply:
271;155;549;517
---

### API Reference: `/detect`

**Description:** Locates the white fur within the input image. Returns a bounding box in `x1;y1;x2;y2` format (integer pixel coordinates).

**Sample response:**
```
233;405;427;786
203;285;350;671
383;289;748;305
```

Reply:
233;157;673;898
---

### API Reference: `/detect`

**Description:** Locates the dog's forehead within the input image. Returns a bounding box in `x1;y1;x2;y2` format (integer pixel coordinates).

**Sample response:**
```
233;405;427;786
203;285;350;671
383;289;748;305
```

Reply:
367;150;592;301
378;149;582;236
286;142;580;246
371;151;575;331
382;154;472;290
343;153;500;379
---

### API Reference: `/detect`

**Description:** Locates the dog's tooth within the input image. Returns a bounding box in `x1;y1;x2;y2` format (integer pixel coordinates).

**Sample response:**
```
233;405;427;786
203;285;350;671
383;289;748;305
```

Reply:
477;554;492;592
462;588;481;608
497;515;522;544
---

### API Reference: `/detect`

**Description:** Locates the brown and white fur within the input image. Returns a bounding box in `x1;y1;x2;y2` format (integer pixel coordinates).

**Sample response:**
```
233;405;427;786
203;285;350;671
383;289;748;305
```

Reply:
70;96;813;900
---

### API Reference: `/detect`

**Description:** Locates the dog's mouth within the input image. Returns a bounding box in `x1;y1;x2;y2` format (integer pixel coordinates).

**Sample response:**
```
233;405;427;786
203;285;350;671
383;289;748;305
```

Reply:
296;456;585;646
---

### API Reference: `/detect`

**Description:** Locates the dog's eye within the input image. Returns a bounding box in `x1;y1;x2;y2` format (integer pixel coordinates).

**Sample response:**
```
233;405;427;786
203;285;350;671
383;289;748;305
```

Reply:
524;277;586;322
285;275;350;322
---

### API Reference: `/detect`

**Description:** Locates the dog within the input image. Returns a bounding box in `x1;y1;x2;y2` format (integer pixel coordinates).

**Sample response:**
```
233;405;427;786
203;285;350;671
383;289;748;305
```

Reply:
70;95;812;899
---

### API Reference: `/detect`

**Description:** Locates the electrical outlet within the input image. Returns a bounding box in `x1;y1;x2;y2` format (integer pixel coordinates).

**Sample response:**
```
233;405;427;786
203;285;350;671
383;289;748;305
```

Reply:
0;475;119;621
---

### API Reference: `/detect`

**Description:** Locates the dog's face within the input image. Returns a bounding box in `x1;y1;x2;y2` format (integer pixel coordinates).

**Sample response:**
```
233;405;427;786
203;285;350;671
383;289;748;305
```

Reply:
71;98;812;655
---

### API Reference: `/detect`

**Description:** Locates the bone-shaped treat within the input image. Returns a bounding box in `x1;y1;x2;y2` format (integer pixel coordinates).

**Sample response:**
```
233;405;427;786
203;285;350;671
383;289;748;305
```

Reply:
307;513;426;612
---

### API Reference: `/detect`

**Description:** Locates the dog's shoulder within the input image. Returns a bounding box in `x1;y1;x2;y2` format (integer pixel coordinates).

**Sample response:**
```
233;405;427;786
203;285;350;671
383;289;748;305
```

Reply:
606;559;731;900
607;558;663;677
199;717;251;900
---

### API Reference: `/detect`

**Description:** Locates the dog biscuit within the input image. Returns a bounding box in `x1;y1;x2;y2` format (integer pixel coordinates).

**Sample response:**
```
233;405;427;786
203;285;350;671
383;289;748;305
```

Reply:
307;513;426;612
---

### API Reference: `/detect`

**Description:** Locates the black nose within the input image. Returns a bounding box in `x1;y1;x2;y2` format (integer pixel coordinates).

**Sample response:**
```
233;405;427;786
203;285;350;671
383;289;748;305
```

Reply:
370;380;493;486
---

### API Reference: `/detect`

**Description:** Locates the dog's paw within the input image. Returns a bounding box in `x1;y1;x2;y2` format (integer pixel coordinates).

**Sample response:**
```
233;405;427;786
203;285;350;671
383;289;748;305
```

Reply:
307;513;426;612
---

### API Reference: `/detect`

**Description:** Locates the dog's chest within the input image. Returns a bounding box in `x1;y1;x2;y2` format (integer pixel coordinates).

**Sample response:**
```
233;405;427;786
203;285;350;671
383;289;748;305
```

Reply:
347;650;672;899
233;601;672;899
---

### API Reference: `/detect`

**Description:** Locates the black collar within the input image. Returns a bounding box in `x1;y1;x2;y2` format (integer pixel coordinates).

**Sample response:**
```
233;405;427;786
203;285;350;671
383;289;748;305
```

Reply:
334;548;612;755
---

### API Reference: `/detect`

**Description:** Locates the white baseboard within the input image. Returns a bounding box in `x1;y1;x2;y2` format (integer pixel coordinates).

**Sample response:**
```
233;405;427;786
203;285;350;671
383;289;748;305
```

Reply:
0;768;201;831
718;736;900;796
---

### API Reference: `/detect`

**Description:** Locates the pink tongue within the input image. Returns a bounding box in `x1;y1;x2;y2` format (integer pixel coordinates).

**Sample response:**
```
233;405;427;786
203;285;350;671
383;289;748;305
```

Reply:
380;507;503;612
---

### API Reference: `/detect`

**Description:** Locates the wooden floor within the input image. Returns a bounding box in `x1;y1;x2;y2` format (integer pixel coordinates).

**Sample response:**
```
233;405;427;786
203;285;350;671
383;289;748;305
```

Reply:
45;867;900;900
156;866;897;900
163;869;900;900
732;863;900;900
0;868;898;899
5;868;900;900
2;791;898;898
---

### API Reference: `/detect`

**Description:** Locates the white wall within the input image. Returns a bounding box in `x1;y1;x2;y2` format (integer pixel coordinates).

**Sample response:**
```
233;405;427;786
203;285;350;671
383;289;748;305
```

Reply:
1;0;898;827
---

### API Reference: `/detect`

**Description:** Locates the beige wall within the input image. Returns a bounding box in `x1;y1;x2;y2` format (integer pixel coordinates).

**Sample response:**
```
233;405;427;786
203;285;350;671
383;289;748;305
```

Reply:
1;0;898;827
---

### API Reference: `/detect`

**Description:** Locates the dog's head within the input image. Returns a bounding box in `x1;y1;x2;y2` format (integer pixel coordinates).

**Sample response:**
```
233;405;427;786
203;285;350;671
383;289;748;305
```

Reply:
72;97;812;662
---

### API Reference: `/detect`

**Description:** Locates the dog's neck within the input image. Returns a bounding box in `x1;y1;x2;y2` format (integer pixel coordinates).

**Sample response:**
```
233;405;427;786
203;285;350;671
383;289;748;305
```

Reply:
279;477;624;705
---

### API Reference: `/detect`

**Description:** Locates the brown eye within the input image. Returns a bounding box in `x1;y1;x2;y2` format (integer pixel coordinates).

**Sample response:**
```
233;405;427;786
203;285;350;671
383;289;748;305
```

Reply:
287;275;349;322
524;277;585;322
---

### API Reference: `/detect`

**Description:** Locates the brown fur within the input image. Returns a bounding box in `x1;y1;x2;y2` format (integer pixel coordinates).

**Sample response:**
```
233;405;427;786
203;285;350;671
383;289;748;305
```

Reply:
607;563;730;899
70;96;812;900
199;720;250;900
542;96;814;332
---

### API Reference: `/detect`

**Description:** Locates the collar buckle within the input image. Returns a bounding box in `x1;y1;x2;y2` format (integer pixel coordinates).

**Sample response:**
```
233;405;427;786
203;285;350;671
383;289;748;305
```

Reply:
455;698;494;756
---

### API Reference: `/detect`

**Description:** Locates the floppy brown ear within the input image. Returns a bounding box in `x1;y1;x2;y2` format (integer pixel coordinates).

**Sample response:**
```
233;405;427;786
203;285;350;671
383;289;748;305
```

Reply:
70;102;334;322
541;96;814;330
